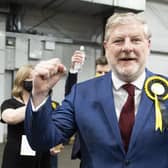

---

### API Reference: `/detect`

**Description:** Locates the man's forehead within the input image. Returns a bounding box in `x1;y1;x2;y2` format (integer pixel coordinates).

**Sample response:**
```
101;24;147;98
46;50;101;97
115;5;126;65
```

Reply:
111;23;144;34
108;27;146;41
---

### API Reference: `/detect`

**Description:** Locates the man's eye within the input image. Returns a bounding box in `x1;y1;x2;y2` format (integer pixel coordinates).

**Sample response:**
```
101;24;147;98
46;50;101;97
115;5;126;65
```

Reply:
97;71;102;74
113;40;123;44
132;38;141;43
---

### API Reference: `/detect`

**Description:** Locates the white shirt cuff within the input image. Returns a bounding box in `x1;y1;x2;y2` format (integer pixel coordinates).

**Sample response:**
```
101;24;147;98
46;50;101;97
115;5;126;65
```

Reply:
31;96;49;112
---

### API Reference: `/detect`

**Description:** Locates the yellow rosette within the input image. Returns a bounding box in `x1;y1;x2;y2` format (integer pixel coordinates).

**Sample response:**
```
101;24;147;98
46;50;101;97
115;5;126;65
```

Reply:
145;76;168;132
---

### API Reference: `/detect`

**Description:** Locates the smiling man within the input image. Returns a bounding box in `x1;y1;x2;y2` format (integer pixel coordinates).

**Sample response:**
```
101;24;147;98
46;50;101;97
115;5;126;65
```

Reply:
104;13;151;83
25;12;168;168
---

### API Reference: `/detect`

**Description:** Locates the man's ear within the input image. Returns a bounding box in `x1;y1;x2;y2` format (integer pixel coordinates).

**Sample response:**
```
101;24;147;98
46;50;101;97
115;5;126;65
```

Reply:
148;39;151;48
103;41;107;49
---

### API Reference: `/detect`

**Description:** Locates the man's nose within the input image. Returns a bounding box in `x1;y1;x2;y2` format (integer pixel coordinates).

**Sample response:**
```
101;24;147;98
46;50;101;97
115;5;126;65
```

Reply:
122;38;133;52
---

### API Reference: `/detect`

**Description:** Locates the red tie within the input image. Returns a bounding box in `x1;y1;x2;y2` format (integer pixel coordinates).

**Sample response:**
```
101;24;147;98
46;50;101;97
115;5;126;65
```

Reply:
119;84;135;152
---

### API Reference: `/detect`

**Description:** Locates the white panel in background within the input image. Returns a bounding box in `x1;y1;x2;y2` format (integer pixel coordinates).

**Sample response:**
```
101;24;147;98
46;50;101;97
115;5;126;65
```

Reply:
28;39;42;59
44;41;55;50
15;37;28;68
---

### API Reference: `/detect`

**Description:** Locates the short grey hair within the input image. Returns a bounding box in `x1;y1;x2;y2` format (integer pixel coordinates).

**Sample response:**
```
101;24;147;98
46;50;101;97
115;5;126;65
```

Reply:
104;12;152;41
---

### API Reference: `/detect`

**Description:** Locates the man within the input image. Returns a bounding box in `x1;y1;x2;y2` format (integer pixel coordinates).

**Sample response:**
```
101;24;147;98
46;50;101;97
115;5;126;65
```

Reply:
25;12;168;168
95;56;110;77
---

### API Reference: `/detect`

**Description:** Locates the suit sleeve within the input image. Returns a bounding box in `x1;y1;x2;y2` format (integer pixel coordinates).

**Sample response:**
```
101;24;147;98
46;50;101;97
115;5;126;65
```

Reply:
65;72;78;96
25;89;77;151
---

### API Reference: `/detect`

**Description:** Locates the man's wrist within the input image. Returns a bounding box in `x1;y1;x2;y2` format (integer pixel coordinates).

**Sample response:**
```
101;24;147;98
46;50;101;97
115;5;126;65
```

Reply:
31;91;49;108
31;96;49;111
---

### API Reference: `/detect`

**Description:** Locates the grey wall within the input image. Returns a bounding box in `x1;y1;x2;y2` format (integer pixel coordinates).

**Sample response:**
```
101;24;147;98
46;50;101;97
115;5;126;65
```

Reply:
0;14;6;143
5;32;99;102
145;1;168;75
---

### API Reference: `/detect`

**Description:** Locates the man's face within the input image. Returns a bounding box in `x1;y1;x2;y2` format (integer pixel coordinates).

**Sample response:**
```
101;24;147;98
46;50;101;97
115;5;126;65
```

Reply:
104;22;150;82
96;64;110;77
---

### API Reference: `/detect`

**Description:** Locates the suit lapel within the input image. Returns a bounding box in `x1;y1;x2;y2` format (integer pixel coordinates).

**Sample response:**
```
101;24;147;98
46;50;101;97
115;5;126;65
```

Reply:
128;70;155;154
128;90;153;154
98;72;124;153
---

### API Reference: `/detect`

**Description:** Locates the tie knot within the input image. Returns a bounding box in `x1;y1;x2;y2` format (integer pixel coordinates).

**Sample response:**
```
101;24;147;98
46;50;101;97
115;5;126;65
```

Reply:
123;84;135;96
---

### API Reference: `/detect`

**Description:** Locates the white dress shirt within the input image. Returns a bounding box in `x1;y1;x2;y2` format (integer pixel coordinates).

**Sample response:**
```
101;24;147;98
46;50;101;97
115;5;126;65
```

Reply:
112;71;146;120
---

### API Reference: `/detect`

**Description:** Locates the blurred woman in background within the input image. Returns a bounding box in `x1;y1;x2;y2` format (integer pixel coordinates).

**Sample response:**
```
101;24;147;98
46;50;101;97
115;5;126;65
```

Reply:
0;64;51;168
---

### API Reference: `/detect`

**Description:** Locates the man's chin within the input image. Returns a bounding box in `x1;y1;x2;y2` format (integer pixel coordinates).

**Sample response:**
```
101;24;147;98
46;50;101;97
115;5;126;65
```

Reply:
117;67;139;81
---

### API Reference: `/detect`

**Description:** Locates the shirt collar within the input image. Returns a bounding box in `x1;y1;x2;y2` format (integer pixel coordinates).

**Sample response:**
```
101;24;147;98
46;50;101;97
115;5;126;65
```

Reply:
111;71;146;90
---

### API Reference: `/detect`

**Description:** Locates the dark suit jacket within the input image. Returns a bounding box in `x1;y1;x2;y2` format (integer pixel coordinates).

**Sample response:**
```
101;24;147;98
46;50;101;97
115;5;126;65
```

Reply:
65;72;78;96
25;69;168;168
65;72;81;160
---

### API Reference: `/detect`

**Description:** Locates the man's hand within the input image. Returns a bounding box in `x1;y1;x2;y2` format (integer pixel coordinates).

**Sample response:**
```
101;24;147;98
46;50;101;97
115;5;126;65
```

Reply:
70;50;85;70
31;58;66;107
50;144;64;156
